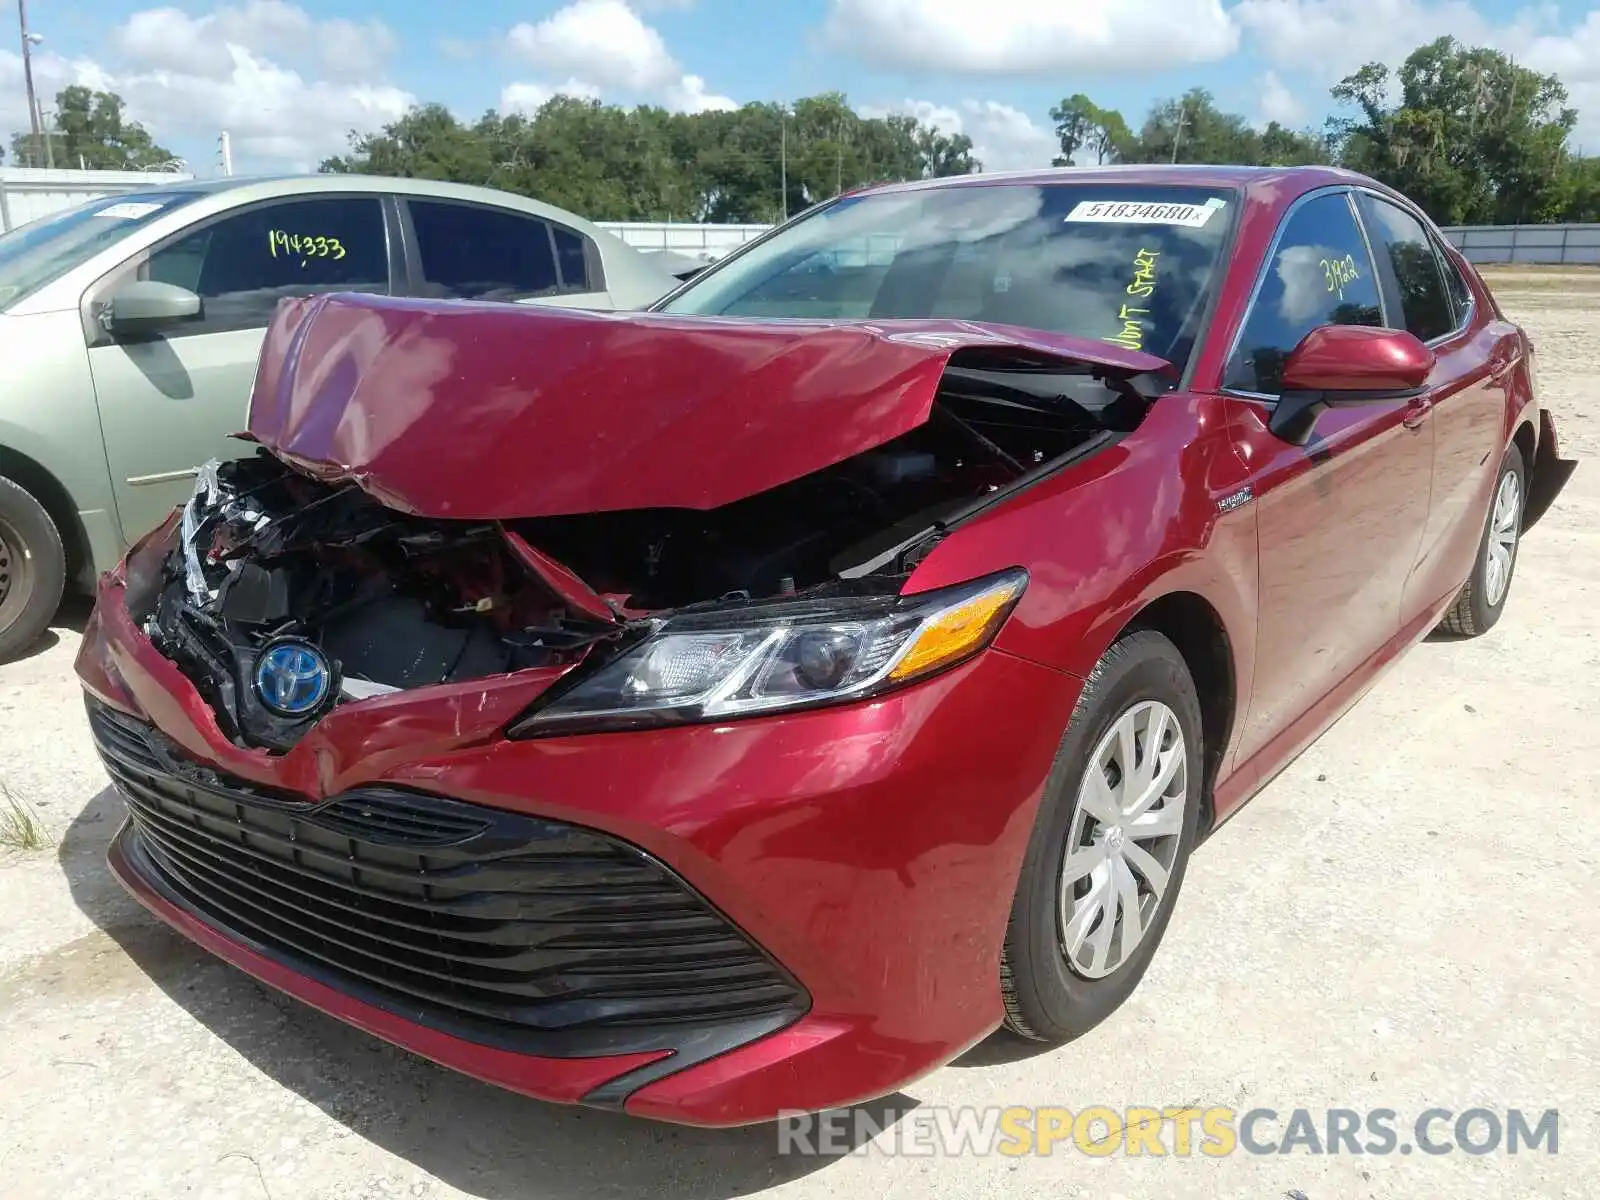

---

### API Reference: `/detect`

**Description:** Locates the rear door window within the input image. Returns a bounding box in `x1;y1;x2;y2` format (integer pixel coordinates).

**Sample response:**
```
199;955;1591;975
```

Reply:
1355;194;1456;341
407;201;565;301
1224;192;1384;395
551;224;593;292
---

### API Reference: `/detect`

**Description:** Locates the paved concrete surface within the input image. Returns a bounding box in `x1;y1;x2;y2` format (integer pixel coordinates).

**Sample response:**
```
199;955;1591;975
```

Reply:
1;277;1596;1199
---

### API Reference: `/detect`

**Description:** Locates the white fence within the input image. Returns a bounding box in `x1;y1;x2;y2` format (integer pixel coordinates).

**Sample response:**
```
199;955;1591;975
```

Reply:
1439;224;1600;266
605;220;1600;268
598;221;769;262
0;167;195;233
10;173;1592;270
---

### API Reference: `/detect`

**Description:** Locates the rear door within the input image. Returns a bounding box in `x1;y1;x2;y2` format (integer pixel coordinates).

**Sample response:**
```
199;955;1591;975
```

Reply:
399;198;612;309
1353;192;1507;617
85;194;392;541
1221;190;1436;769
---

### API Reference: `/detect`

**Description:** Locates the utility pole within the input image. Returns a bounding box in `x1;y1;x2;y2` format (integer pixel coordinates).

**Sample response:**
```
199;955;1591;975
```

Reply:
1170;104;1189;164
37;102;53;168
18;0;43;163
780;107;788;221
218;130;234;176
836;119;843;196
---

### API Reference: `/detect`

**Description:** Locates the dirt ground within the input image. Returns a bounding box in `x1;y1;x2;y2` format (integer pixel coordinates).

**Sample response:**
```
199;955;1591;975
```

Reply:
1;278;1596;1200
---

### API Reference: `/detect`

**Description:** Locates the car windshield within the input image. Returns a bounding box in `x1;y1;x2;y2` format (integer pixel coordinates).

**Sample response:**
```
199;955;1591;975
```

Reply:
0;190;200;311
660;183;1239;370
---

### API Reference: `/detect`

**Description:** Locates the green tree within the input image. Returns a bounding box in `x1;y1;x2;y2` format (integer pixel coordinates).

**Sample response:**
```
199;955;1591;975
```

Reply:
1118;88;1329;166
10;86;177;169
324;93;976;224
1328;37;1577;224
320;102;493;181
1258;121;1332;166
1553;155;1600;222
1049;94;1131;166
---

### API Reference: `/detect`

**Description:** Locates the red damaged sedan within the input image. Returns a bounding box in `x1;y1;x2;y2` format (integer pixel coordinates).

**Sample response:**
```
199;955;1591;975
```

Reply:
77;166;1575;1126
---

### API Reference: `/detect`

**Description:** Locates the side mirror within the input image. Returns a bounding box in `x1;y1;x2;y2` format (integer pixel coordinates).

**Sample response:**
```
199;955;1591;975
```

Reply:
101;280;203;337
1269;324;1436;445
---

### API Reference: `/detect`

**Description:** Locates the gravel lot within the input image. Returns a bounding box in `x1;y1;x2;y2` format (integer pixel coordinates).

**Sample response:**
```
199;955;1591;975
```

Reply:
2;274;1596;1199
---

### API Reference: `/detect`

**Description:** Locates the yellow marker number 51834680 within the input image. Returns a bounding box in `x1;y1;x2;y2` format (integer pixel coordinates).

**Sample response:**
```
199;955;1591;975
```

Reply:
269;230;347;265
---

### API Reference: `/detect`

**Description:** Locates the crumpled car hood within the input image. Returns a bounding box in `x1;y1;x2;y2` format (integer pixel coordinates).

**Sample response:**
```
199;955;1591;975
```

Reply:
245;292;1171;520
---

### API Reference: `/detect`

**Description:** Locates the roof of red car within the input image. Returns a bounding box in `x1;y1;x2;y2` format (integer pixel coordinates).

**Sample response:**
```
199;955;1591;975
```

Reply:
858;163;1379;203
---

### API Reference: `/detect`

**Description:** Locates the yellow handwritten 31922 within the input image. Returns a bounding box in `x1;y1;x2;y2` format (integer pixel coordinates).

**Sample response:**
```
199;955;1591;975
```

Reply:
269;230;347;266
1320;254;1359;298
1105;247;1160;351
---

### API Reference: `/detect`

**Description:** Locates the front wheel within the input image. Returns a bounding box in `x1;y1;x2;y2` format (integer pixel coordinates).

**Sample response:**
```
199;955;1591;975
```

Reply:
1000;629;1204;1043
1438;447;1526;638
0;476;67;662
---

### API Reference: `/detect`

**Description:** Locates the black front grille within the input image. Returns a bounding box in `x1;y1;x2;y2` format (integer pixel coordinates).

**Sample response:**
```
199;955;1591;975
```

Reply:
89;701;807;1054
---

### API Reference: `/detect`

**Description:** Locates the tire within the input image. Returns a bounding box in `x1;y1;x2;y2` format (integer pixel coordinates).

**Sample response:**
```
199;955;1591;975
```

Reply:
1438;446;1526;638
0;475;67;663
1000;629;1204;1043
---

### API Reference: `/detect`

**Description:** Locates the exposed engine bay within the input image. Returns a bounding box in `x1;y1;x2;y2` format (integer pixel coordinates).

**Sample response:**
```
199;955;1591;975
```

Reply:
133;362;1147;751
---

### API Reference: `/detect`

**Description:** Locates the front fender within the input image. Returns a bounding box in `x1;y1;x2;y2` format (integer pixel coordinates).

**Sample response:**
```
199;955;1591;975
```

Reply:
903;393;1257;693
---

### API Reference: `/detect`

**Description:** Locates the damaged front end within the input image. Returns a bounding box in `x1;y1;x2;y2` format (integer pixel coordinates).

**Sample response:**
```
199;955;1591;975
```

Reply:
132;297;1173;753
139;455;618;751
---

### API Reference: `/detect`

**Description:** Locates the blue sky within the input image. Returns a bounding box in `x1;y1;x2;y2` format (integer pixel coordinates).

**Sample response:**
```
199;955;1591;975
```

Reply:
4;0;1599;176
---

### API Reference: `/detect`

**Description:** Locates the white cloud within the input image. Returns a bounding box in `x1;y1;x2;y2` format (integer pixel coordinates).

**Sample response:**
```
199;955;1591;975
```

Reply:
113;1;397;83
823;0;1238;73
112;45;413;168
1235;0;1600;145
664;74;736;113
507;0;735;115
1256;70;1305;125
500;79;603;115
1233;0;1504;77
1520;12;1600;150
865;98;1057;171
0;4;414;171
508;0;678;90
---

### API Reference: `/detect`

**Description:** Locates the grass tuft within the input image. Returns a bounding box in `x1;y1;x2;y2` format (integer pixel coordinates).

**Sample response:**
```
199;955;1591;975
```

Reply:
0;779;50;851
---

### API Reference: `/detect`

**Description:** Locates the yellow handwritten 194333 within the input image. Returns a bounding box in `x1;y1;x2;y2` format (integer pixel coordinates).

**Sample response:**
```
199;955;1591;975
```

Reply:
1105;247;1160;351
268;230;347;265
1320;253;1359;298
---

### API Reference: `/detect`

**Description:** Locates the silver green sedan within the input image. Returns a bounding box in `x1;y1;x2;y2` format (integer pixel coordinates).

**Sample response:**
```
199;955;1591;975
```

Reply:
0;174;680;658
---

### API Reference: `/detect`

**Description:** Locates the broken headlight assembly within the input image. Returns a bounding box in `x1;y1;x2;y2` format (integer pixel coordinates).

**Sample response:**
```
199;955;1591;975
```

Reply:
509;567;1027;737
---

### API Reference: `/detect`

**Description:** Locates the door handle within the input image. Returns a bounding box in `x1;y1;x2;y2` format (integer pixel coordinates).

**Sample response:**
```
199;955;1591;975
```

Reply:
1402;397;1432;430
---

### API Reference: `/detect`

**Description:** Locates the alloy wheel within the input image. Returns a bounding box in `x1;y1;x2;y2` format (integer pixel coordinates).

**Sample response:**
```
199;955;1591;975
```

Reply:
1059;700;1187;980
1484;469;1522;608
0;520;16;612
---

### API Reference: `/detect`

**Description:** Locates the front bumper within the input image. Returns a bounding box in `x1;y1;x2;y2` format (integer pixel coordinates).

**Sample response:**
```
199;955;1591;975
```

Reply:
78;560;1084;1126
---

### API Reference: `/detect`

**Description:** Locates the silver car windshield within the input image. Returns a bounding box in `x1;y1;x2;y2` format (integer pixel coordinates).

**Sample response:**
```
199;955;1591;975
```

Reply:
0;191;200;311
659;184;1240;371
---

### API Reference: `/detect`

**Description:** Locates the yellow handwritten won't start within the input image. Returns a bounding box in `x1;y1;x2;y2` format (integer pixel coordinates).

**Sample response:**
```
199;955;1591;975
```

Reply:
269;230;348;266
1105;247;1160;352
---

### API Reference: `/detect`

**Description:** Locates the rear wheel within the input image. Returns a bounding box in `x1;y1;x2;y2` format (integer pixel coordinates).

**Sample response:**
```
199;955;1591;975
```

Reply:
1438;447;1525;638
1000;629;1203;1043
0;476;67;662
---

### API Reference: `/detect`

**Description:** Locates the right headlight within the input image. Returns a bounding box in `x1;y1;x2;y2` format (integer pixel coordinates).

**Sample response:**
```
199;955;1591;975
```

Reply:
507;567;1028;737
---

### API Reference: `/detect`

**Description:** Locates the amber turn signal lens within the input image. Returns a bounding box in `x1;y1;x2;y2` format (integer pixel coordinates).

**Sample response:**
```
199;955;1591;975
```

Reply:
888;574;1027;682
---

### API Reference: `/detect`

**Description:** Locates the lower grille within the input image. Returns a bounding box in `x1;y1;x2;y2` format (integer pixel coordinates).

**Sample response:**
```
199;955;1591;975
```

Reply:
89;701;807;1054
